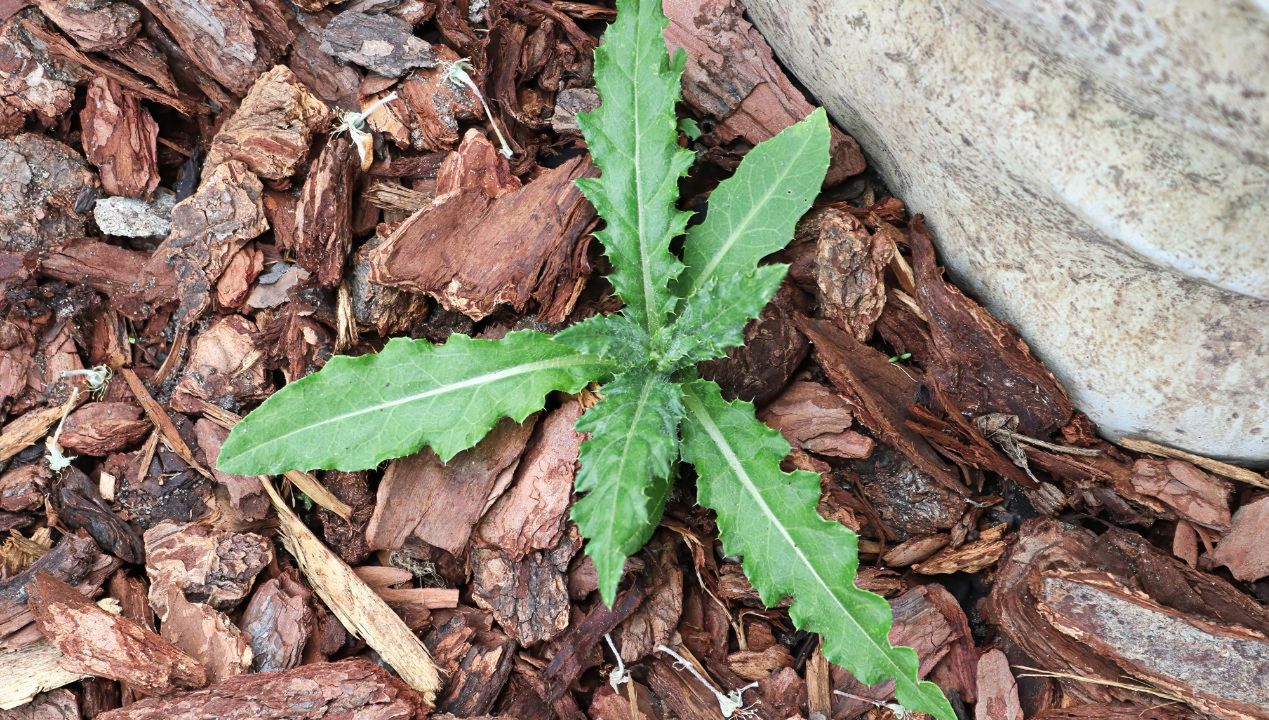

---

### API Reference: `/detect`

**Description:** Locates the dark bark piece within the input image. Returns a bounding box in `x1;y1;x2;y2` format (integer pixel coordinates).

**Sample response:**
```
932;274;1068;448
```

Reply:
170;315;272;415
348;239;432;337
142;161;269;328
1128;458;1233;532
805;206;894;342
909;218;1073;437
53;467;145;565
477;404;582;559
94;659;425;720
1211;494;1269;582
645;654;726;720
984;518;1269;717
436;628;517;716
0;462;47;512
661;0;864;184
366;417;535;555
294;136;358;287
321;11;437;78
135;0;270;95
801;317;968;494
975;649;1024;720
370;131;595;322
112;444;214;531
288;12;361;111
27;574;206;694
616;538;682;663
544;586;644;702
58;402;149;455
700;282;810;406
36;0;138;51
0;13;86;125
470;541;571;646
203;65;332;181
238;570;312;672
79;66;157;202
315;470;375;564
759;381;874;459
0;134;96;254
149;582;253;683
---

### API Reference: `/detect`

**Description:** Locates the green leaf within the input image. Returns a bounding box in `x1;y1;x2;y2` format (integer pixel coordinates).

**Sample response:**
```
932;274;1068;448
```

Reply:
572;370;683;605
555;312;650;367
678;379;955;720
654;264;787;370
676;109;830;298
575;0;694;335
218;331;609;474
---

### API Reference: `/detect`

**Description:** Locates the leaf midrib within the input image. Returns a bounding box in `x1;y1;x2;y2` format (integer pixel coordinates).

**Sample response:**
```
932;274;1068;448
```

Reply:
685;130;815;296
683;387;912;694
629;14;660;335
238;354;598;459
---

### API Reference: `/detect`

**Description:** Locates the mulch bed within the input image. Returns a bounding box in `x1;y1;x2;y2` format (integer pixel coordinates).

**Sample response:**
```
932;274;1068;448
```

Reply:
0;1;1265;719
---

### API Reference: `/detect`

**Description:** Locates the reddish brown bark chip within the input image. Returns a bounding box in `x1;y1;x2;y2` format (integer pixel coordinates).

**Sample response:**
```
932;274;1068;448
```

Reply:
203;65;331;181
3;688;82;719
367;417;536;555
143;522;273;610
1129;458;1233;531
135;0;270;96
365;45;481;152
804;206;894;342
35;0;138;51
0;134;96;254
294;135;358;288
94;659;427;720
661;0;864;184
80;77;158;199
1211;495;1269;582
149;582;253;684
370;131;596;322
909;218;1074;438
975;649;1024;720
58;402;149;455
27;574;206;694
142;161;269;327
470;539;572;646
477;404;583;559
170;316;272;415
0;13;86;126
759;381;874;459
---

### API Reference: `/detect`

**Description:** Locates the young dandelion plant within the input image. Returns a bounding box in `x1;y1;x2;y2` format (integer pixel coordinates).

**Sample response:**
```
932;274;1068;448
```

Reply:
218;1;953;717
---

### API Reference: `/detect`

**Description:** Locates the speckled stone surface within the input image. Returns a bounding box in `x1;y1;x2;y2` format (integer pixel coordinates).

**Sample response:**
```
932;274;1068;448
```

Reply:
740;0;1269;463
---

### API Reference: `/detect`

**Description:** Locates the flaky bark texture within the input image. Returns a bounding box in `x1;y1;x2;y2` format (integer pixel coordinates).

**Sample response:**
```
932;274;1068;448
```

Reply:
81;77;159;199
94;660;426;720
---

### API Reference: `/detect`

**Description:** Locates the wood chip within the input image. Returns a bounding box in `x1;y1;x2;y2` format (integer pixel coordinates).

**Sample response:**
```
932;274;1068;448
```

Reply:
58;402;149;455
0;641;86;710
81;76;159;199
370;131;596;322
805;206;894;341
136;0;271;95
149;582;253;683
27;574;206;695
320;11;437;77
1117;437;1269;490
94;659;426;720
203;65;331;180
759;381;874;459
913;524;1009;574
1211;495;1269;582
260;476;442;703
237;570;312;673
0;134;96;255
294;136;358;287
367;417;536;555
0;14;85;126
35;0;139;51
975;648;1023;720
1129;459;1233;531
143;522;272;610
170;316;272;415
477;404;582;558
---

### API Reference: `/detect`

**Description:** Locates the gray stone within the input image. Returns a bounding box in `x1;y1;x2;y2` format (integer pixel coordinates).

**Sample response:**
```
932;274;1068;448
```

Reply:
93;189;175;238
739;0;1269;464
